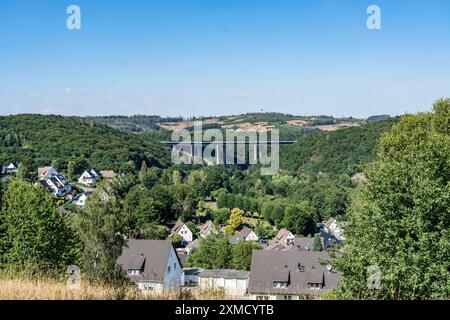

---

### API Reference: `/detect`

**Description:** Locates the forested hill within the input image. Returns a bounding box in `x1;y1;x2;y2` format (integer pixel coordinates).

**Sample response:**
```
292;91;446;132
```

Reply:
0;114;171;172
281;117;400;177
87;115;183;132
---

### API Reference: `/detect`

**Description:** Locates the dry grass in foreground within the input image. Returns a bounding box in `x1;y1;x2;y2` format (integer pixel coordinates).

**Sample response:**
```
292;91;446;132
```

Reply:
0;277;228;300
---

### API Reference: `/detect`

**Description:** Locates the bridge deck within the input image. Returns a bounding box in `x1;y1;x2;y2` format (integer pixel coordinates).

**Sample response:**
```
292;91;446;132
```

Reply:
161;141;296;145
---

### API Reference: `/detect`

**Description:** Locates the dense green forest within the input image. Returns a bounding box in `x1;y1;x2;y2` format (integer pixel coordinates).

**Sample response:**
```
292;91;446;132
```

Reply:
0;114;171;173
281;117;399;177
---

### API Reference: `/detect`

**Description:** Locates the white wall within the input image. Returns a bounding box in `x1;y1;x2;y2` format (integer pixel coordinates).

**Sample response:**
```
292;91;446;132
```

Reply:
199;277;248;297
178;224;193;242
136;281;164;295
245;231;259;242
163;246;182;292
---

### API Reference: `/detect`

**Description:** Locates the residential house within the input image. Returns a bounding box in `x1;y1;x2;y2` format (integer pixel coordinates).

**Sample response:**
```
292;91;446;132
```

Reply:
239;227;259;242
38;166;59;180
71;192;91;208
248;250;340;300
274;229;295;246
117;239;182;294
198;269;250;297
322;218;344;240
78;169;99;186
170;220;193;243
186;238;200;254
3;162;18;174
100;170;117;181
38;167;71;197
199;220;216;238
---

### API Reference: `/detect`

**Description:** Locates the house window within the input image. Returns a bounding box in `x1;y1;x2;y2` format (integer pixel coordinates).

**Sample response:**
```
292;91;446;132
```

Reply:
168;266;171;273
128;269;140;276
308;283;323;290
256;296;269;300
273;281;288;288
143;284;154;291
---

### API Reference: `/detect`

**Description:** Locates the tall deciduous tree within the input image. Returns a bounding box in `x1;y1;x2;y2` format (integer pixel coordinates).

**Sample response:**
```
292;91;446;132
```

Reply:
231;241;261;271
70;181;125;282
225;208;244;235
333;99;450;299
0;179;78;275
185;235;233;269
282;202;316;236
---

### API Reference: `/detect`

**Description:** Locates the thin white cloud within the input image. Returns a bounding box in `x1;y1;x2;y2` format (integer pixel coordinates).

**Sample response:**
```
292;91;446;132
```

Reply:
26;92;40;97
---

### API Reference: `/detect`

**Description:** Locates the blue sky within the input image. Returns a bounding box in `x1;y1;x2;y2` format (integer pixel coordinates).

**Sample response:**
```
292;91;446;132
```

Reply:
0;0;449;118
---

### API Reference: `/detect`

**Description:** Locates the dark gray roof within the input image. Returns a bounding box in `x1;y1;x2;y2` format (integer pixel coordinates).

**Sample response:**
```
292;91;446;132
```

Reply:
199;269;250;280
305;270;324;284
248;250;340;296
183;268;203;276
264;243;286;251
128;255;146;270
177;251;188;266
272;268;290;282
117;239;177;283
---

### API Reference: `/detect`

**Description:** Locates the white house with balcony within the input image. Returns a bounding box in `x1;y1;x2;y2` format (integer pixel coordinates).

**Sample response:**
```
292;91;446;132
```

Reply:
38;166;71;197
78;169;99;186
